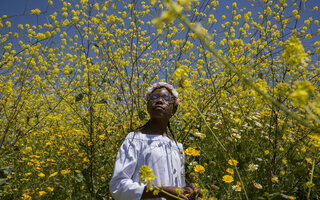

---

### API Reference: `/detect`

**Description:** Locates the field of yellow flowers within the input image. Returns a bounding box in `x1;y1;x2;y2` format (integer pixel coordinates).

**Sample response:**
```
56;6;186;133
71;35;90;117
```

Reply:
0;0;319;199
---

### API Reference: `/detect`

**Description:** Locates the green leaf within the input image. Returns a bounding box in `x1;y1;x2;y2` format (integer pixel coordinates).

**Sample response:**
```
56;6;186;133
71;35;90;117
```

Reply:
75;93;84;102
0;178;7;186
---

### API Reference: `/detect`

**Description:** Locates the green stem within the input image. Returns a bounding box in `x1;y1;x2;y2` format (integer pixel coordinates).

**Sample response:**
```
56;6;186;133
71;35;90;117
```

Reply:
153;186;185;200
307;159;315;200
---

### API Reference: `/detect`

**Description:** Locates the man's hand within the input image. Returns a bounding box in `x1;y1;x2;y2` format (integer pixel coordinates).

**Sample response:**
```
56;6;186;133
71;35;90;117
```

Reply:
183;185;199;200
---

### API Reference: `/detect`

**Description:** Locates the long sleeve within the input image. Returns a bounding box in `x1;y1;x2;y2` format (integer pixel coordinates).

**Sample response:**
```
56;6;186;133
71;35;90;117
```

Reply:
109;136;145;200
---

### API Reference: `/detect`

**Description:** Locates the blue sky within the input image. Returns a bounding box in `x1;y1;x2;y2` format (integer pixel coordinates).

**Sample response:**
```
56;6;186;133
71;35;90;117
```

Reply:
1;0;319;29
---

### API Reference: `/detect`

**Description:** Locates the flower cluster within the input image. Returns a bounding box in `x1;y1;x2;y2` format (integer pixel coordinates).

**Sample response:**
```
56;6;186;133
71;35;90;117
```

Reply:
139;165;156;192
185;147;200;156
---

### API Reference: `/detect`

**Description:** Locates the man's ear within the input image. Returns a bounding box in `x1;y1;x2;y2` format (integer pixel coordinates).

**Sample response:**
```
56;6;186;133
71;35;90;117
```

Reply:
171;105;178;116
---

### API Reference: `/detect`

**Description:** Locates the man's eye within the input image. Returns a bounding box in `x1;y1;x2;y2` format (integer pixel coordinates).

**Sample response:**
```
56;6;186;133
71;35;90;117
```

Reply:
163;96;171;101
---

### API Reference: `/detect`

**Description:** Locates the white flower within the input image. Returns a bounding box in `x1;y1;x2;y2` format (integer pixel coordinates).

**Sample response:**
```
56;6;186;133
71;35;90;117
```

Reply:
232;185;241;191
158;81;167;86
255;122;263;128
248;164;258;171
189;161;198;166
147;86;153;94
194;132;206;139
253;182;263;189
171;89;179;97
231;133;241;141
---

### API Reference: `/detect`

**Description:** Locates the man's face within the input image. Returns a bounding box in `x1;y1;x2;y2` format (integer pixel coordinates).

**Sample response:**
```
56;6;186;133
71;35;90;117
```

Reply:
147;87;176;120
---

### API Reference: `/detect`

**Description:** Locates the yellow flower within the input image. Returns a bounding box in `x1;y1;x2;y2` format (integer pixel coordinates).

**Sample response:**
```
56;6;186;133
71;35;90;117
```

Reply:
5;21;11;27
194;165;205;173
47;187;54;192
288;196;296;200
264;150;270;155
209;161;216;167
22;193;32;200
39;191;47;196
271;176;278;183
189;172;196;180
222;175;234;183
31;8;41;15
290;81;314;106
226;168;234;174
38;173;45;178
24;172;32;177
282;159;287;165
175;188;184;195
228;159;238;166
185;147;200;156
49;172;58;177
61;169;71;175
305;181;315;188
36;33;46;40
139;165;156;182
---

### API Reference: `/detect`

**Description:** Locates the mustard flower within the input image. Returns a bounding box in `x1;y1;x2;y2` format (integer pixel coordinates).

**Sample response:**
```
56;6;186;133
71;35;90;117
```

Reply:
139;165;156;182
31;8;41;15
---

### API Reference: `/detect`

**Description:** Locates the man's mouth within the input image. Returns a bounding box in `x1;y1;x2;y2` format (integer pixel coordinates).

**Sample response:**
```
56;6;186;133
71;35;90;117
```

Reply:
154;106;165;110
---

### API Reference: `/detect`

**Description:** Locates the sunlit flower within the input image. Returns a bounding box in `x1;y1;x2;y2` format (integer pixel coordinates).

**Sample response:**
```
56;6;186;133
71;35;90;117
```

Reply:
39;191;47;196
222;175;234;183
185;147;200;156
228;159;238;166
226;168;234;174
31;8;41;15
194;165;205;173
